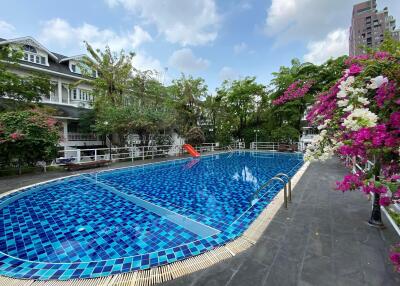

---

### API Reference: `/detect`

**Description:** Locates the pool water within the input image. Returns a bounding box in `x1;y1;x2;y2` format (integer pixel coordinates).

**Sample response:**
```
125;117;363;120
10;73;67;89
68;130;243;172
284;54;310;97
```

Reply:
0;151;303;280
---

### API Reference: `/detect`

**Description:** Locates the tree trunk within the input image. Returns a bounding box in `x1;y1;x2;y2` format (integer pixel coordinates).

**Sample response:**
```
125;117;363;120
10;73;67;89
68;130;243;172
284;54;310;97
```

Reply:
368;162;384;228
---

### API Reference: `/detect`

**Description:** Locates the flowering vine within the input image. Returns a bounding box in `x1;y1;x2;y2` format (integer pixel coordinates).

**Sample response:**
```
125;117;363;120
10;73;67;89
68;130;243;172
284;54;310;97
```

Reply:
273;80;313;106
304;50;400;272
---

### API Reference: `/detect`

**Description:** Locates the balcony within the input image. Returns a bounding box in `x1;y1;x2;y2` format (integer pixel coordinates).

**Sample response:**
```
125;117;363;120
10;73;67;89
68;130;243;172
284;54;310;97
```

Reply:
67;132;100;141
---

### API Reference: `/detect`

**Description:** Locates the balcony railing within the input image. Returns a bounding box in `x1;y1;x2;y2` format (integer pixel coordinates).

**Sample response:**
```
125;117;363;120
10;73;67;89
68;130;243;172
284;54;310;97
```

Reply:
67;133;101;141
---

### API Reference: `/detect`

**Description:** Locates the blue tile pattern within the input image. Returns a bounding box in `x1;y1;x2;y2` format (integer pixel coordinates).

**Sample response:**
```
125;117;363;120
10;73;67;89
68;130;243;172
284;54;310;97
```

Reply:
0;151;303;280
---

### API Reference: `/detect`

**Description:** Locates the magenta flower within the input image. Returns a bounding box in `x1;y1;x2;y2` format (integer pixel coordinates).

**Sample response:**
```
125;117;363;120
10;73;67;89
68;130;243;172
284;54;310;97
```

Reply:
273;80;313;106
348;64;363;75
335;172;364;192
379;196;391;206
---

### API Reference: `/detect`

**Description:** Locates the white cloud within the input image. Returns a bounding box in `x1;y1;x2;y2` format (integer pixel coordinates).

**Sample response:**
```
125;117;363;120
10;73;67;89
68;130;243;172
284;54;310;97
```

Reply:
0;20;16;38
132;51;162;72
105;0;220;46
168;48;209;72
265;0;357;45
233;42;248;54
219;66;238;82
39;18;152;53
304;29;348;64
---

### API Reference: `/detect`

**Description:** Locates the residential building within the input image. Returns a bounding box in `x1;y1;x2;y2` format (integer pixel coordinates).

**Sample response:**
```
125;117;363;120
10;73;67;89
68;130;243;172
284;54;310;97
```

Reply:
349;0;400;56
0;36;103;150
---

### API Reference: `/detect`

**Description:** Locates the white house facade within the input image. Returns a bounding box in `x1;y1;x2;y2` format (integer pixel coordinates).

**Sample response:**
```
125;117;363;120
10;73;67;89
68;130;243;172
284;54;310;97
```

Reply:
0;36;103;150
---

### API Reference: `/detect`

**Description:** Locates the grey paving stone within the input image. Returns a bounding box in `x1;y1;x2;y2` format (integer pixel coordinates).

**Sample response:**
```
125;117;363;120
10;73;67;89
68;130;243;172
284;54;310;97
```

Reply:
227;259;269;286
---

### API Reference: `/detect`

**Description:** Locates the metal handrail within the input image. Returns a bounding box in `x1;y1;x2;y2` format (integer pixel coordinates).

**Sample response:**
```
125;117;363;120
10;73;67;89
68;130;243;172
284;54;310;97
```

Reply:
275;173;292;202
252;177;288;209
227;145;233;152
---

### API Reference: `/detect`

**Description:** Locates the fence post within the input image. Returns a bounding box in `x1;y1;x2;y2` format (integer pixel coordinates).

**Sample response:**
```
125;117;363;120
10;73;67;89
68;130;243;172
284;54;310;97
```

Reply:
142;146;145;160
131;146;134;162
94;149;97;161
76;149;81;163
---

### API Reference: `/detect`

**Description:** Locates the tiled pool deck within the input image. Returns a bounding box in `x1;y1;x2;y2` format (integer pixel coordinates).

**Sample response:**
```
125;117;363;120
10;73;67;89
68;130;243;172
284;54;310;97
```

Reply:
0;155;399;285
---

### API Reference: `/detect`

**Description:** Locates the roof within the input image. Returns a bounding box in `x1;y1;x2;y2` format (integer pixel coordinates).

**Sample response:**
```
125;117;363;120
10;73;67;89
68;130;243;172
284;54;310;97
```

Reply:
0;36;92;80
0;99;90;120
42;103;91;119
0;37;59;60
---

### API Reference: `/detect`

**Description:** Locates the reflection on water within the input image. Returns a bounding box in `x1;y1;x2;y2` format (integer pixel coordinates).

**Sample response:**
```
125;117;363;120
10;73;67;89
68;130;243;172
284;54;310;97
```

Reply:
232;166;258;186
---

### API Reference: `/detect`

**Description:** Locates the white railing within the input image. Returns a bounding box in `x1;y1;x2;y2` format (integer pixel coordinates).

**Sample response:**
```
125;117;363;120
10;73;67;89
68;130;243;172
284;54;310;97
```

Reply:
250;142;300;152
55;143;221;164
67;132;100;141
347;155;400;213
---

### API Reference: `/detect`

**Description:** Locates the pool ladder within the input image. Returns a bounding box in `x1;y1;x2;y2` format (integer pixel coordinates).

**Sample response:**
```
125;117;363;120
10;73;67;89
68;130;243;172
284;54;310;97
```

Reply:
252;173;292;209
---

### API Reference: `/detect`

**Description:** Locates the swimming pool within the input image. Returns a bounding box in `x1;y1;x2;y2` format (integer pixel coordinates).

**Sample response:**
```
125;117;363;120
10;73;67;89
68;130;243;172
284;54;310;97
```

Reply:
0;151;303;280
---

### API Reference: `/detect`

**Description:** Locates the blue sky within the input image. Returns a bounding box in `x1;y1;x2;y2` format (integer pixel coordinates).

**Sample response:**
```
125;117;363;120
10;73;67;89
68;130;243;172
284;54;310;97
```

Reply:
0;0;399;92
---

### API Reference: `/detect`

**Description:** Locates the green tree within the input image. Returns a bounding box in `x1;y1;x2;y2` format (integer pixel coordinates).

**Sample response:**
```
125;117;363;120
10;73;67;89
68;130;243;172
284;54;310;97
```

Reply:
81;43;175;145
169;74;208;133
0;45;51;106
216;77;266;137
0;109;60;174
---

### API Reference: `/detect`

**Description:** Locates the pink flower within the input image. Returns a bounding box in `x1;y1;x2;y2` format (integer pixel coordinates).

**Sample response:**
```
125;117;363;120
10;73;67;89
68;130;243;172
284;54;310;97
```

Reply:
46;118;57;127
390;112;400;129
348;64;363;75
9;132;24;140
361;181;387;194
273;80;314;106
335;172;364;192
379;196;391;206
374;51;391;60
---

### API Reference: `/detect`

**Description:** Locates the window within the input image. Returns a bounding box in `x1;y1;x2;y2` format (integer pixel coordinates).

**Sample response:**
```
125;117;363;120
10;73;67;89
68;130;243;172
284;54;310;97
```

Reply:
30;54;34;62
23;45;37;53
35;56;40;64
40;56;46;65
24;53;28;61
71;64;76;73
92;69;97;78
72;89;78;100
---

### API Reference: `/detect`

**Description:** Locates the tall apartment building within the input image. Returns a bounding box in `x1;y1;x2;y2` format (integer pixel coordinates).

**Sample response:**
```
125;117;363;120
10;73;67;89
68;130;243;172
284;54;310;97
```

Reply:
0;36;103;150
349;0;400;56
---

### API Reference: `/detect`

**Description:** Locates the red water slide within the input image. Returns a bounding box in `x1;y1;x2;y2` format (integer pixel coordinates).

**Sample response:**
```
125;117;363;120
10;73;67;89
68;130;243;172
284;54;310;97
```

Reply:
183;144;200;157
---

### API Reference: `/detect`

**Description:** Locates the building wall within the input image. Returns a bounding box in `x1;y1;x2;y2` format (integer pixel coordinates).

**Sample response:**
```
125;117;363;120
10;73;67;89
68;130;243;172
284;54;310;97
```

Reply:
349;0;400;56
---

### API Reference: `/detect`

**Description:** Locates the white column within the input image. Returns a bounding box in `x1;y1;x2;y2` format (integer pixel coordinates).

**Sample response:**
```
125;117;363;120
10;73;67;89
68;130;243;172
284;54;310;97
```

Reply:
63;121;68;143
57;79;62;103
67;86;70;104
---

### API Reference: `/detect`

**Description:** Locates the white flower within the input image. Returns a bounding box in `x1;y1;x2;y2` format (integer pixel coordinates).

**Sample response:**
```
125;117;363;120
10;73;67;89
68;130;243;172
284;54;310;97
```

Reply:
337;90;347;98
343;108;378;131
366;75;388;89
357;97;370;106
343;104;354;112
337;99;349;107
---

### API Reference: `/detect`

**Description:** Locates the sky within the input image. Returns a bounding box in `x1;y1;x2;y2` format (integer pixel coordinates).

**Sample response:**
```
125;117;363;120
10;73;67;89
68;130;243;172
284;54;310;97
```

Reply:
0;0;399;92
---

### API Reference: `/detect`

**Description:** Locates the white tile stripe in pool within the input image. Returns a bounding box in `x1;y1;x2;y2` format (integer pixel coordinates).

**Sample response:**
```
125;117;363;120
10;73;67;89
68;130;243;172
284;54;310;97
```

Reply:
83;175;221;238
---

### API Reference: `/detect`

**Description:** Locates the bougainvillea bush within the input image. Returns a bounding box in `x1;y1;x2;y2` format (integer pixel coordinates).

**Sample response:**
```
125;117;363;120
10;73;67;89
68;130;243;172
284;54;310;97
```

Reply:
304;39;400;271
0;109;60;173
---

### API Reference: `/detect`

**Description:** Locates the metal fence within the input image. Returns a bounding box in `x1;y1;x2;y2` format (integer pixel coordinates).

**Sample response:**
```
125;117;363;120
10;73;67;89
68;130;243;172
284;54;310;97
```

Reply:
249;142;300;152
55;143;227;164
347;155;400;214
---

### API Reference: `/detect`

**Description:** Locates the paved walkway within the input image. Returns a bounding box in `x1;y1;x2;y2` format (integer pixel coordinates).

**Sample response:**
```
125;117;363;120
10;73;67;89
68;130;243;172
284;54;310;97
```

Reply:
0;157;399;285
163;158;400;286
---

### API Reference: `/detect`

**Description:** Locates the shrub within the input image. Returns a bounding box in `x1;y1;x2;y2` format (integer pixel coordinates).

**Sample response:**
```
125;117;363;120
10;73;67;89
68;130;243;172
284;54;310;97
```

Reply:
0;109;60;173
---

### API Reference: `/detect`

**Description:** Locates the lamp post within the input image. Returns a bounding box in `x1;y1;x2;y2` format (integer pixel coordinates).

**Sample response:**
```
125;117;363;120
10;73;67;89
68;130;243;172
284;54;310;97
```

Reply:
103;121;111;161
254;129;260;150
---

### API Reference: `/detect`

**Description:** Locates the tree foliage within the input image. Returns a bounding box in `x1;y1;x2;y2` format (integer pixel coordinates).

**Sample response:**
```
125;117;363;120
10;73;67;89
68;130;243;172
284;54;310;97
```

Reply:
0;109;60;172
0;45;51;106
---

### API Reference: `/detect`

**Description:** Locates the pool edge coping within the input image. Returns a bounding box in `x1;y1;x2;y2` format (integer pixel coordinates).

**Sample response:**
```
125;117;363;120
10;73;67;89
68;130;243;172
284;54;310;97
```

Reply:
0;154;309;286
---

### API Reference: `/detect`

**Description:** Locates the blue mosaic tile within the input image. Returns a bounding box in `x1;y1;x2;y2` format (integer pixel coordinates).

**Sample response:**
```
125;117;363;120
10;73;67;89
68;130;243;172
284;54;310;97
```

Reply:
0;151;303;280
